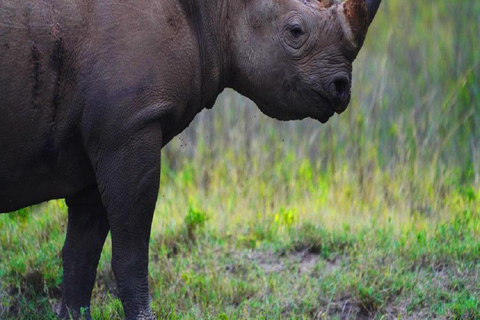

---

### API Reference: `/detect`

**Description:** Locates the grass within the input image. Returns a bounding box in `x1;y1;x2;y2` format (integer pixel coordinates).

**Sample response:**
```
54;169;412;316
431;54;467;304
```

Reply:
1;161;479;319
1;0;479;319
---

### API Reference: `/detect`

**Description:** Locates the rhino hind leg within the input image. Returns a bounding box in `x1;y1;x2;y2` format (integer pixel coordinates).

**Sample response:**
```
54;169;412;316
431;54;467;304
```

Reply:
61;185;110;319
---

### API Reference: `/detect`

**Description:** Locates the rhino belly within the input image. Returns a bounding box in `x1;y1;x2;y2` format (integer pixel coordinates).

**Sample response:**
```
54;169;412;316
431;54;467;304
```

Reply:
0;142;95;213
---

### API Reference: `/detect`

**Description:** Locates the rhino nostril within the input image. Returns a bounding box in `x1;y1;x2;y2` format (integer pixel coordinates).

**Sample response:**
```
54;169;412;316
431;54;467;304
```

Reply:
333;77;349;99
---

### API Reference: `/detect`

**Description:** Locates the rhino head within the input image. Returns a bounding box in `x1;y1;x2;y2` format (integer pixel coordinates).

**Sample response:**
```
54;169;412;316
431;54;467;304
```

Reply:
228;0;381;123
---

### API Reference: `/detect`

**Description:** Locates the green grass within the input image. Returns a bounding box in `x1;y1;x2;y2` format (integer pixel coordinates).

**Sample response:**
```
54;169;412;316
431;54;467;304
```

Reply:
1;0;479;319
1;162;479;319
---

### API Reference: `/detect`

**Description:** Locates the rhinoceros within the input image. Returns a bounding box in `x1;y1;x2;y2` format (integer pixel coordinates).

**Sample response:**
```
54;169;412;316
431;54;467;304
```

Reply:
0;0;381;318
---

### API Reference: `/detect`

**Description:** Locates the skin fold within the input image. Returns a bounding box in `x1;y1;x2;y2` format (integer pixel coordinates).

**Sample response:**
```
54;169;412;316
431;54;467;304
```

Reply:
0;0;381;318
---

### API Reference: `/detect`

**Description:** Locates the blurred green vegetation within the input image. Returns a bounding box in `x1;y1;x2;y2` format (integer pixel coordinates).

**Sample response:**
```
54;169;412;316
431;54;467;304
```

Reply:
164;0;480;188
1;0;479;319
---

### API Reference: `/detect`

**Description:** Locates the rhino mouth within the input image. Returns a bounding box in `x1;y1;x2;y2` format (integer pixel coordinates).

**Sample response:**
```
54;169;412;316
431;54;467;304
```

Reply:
309;89;337;123
318;107;335;123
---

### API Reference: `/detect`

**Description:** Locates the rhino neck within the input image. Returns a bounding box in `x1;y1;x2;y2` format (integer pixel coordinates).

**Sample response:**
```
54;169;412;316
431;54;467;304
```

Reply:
183;0;235;109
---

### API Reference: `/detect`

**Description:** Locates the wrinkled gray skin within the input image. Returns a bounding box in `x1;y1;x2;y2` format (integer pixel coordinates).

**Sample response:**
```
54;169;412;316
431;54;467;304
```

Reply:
0;0;380;318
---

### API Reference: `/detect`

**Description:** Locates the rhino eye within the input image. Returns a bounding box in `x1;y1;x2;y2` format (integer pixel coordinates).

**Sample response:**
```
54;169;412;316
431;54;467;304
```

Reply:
289;25;304;38
282;20;308;51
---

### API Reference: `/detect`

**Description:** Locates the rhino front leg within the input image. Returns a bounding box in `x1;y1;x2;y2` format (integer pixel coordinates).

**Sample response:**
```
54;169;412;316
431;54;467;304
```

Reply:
93;125;163;320
60;185;110;319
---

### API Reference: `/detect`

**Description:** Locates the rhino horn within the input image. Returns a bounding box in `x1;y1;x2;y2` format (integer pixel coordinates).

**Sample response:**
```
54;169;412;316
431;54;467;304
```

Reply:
338;0;381;49
365;0;382;26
